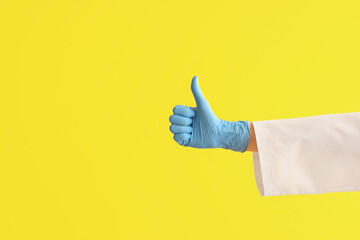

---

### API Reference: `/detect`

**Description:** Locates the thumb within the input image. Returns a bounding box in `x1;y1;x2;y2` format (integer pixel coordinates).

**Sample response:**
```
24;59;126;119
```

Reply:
191;76;209;107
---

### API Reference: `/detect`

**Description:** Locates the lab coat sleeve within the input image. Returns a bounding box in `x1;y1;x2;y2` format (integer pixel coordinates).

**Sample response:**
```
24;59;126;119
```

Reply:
252;111;360;196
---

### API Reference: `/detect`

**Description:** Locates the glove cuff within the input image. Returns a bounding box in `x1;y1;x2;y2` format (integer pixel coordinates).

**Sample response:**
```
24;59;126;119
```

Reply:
217;120;251;153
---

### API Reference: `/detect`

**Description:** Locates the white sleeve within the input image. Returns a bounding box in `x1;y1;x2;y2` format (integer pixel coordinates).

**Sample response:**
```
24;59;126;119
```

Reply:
252;111;360;196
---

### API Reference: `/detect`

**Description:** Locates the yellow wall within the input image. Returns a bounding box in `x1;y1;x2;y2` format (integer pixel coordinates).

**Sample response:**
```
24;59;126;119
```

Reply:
1;0;360;239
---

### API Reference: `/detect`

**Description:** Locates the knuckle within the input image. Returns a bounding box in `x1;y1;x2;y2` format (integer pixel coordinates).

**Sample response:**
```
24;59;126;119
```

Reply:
173;105;181;113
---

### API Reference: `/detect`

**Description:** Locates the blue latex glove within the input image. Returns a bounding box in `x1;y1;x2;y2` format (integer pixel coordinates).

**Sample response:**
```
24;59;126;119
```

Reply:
169;76;251;153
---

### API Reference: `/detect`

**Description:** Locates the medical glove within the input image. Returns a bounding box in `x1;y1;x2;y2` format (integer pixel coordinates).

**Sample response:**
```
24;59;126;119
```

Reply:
169;76;251;153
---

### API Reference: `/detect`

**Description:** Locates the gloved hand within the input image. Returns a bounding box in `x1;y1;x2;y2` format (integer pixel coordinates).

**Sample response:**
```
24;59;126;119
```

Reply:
169;76;251;153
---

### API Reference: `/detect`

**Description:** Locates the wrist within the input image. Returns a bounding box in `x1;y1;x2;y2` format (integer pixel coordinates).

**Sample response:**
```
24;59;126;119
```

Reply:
216;120;251;153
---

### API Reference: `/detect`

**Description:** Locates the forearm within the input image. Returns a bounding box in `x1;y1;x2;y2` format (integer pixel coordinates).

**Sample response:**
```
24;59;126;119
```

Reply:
246;122;258;152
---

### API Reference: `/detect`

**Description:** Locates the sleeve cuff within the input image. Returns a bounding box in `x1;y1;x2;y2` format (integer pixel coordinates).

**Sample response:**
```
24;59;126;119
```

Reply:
252;121;273;196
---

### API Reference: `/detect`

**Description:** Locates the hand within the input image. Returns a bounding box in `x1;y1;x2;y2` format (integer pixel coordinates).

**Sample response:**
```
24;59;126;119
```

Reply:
169;76;251;152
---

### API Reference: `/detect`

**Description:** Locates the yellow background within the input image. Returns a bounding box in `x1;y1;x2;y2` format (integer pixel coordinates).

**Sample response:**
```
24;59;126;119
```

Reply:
1;0;360;239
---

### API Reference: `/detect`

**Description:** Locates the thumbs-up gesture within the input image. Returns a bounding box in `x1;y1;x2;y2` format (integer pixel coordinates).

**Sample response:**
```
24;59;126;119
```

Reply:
169;76;251;153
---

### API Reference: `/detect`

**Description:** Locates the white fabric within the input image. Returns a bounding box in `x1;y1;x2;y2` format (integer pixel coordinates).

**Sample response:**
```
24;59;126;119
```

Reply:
252;111;360;196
